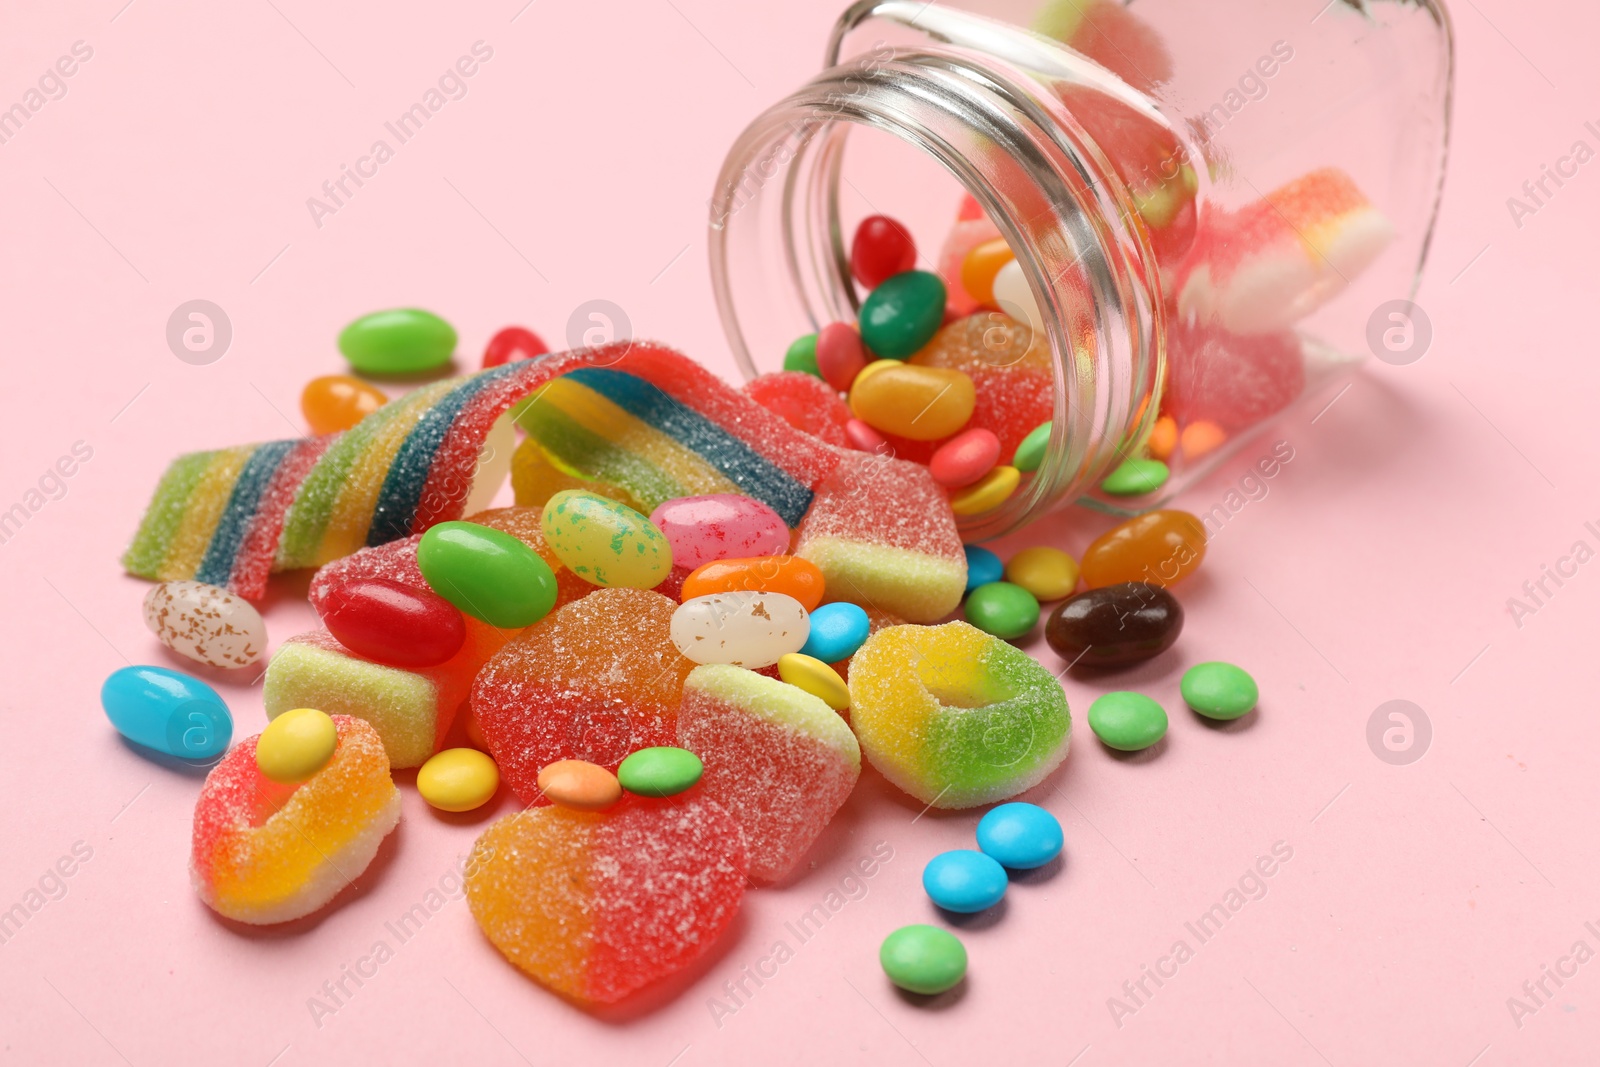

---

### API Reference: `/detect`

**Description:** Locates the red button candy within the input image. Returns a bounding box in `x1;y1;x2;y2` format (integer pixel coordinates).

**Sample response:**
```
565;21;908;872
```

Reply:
321;577;467;668
929;427;1002;488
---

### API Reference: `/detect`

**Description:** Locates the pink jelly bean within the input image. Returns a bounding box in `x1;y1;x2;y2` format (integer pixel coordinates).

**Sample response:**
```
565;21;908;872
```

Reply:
320;577;467;668
928;427;1002;487
815;322;869;392
845;418;890;454
648;494;791;571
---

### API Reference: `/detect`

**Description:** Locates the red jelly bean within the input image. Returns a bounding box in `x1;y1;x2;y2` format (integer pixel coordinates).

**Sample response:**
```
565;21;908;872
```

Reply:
482;326;550;369
815;322;869;392
851;215;917;289
321;577;467;668
929;427;1002;487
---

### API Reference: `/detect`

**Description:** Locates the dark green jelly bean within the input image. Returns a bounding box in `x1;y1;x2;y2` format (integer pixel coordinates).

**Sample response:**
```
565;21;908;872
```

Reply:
858;271;947;360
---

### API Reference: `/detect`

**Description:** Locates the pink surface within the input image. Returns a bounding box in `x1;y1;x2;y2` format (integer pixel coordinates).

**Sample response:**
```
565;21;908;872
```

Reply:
1;1;1597;1064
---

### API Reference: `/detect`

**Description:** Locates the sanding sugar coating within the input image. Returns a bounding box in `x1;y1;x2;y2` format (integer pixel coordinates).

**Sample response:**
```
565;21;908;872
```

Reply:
465;793;748;1003
848;622;1071;809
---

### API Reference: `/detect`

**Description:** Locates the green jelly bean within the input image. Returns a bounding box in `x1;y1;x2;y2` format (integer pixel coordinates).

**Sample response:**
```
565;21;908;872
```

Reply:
416;521;557;629
784;333;821;377
963;581;1040;641
338;308;458;375
1181;661;1259;720
617;746;703;797
1101;458;1170;496
1012;421;1051;473
880;924;967;995
859;271;946;360
1087;691;1168;751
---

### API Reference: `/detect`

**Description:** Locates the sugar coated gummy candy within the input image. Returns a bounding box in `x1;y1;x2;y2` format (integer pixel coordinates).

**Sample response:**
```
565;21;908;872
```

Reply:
680;555;825;612
1045;582;1183;668
300;375;386;435
678;664;860;882
913;315;1056;465
849;622;1071;809
337;308;457;375
742;372;851;448
669;591;809;669
541;490;673;589
192;715;399;924
511;438;646;512
1163;321;1305;432
466;793;748;1003
142;579;266;669
648;493;790;571
102;665;233;761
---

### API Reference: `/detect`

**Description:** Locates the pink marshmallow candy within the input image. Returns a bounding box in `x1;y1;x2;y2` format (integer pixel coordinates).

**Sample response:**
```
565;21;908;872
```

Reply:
649;494;791;571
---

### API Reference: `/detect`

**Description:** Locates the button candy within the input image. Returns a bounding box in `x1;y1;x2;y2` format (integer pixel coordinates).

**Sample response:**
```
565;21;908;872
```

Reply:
142;579;266;669
963;544;1004;591
1045;582;1183;667
1181;661;1259;720
776;652;851;710
880;925;967;995
1147;415;1179;460
617;746;704;797
798;601;871;663
319;577;466;668
1088;691;1169;751
102;665;233;760
680;555;825;612
949;465;1020;516
1080;509;1207;588
815;322;870;392
417;747;501;811
976;802;1063;869
417;520;559;628
257;707;339;783
481;325;549;368
300;375;387;435
1101;457;1171;496
929;427;1001;488
670;590;809;669
963;581;1040;640
783;332;821;377
859;270;948;360
537;759;622;811
541;490;672;589
923;850;1008;913
851;214;918;289
850;362;975;440
1011;421;1052;473
648;493;790;572
1181;419;1228;459
337;308;457;375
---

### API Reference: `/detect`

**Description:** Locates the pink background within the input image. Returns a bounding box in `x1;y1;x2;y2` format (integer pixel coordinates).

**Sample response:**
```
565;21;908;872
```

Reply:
1;0;1596;1064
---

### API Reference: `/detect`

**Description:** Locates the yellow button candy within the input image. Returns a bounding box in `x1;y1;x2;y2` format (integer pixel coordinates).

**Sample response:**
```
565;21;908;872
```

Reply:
849;363;976;441
950;466;1020;516
257;707;339;784
417;748;501;812
1004;546;1080;601
777;652;852;710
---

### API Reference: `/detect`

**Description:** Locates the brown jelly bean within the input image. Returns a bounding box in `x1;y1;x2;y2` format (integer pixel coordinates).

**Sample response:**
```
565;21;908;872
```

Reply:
1045;582;1183;668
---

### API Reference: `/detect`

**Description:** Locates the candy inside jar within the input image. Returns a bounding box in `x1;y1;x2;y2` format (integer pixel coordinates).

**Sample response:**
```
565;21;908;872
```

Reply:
709;0;1453;537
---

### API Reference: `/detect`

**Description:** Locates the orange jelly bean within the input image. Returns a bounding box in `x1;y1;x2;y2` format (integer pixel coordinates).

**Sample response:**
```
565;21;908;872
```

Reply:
680;555;825;612
959;238;1014;306
536;759;622;811
1147;415;1178;460
1180;419;1227;459
1080;509;1206;589
301;374;387;435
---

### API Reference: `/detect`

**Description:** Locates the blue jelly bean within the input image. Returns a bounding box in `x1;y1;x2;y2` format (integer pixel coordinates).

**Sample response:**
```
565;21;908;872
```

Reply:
964;544;1003;592
101;666;232;760
976;802;1063;870
799;602;871;663
922;849;1008;913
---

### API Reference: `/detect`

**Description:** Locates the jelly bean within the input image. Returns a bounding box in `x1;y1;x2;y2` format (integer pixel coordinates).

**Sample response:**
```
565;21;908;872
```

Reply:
1101;457;1170;496
101;665;232;760
1045;582;1183;668
1181;419;1227;459
670;591;810;668
542;490;673;589
929;427;1001;488
850;362;975;440
1004;546;1079;602
815;322;869;392
337;308;457;375
963;544;1004;591
1148;414;1179;461
923;850;1008;913
858;270;947;360
649;494;790;572
1087;691;1168;751
1181;661;1259;720
976;802;1063;869
799;601;871;662
1012;420;1051;472
681;555;825;612
319;577;466;668
617;746;703;797
880;925;967;995
481;325;549;368
950;465;1020;516
1080;510;1206;588
257;707;339;783
959;237;1014;306
784;332;821;377
417;748;501;811
845;418;890;454
537;759;623;811
964;580;1040;640
850;214;917;289
417;520;558;628
992;259;1043;336
300;375;387;435
777;652;851;710
142;579;266;669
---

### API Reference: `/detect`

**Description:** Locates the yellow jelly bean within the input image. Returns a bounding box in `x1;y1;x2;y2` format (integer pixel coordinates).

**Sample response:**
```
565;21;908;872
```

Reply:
257;707;338;784
1004;546;1080;601
849;363;976;441
417;748;501;812
777;652;851;710
950;466;1020;516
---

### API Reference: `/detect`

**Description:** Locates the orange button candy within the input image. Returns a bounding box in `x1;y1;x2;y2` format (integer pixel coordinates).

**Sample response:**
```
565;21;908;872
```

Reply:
680;555;825;612
1080;510;1206;588
301;375;387;435
536;759;622;811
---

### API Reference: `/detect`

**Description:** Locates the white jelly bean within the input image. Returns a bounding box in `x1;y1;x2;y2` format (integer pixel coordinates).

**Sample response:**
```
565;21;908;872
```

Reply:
670;591;809;669
142;580;267;669
992;258;1044;337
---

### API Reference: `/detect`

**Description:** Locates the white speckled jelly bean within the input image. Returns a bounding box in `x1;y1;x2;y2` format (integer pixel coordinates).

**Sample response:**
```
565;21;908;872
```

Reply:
648;494;790;571
142;580;266;669
669;591;809;669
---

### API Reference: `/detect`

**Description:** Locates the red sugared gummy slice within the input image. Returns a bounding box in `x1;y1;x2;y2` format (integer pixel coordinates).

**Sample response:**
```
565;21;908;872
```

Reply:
1163;320;1305;432
742;372;851;448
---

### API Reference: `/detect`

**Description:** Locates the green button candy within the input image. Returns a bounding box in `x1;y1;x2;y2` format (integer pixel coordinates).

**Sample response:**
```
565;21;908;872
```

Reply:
1181;661;1259;720
1012;421;1052;473
880;924;967;995
416;521;557;628
1087;691;1168;751
1101;458;1170;496
617;747;703;797
963;581;1040;640
784;332;822;377
858;270;946;360
338;308;458;375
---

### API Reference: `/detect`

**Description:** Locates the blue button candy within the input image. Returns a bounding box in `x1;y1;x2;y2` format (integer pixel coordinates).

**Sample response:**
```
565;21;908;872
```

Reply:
963;544;1003;592
976;802;1063;869
101;665;232;760
798;602;871;663
922;849;1008;913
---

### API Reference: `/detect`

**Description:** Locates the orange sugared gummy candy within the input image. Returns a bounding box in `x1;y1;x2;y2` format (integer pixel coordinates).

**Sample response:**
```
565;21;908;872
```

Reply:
301;375;387;435
1080;509;1206;588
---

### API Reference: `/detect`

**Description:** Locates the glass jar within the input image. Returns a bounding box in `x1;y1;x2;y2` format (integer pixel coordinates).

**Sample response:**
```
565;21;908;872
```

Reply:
709;0;1453;540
